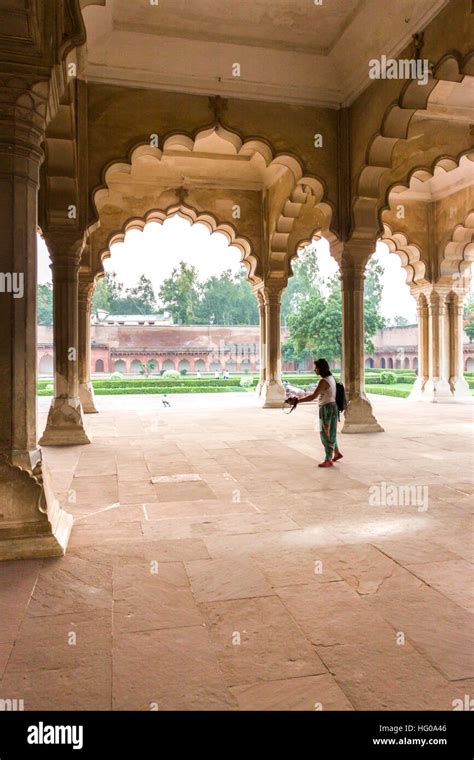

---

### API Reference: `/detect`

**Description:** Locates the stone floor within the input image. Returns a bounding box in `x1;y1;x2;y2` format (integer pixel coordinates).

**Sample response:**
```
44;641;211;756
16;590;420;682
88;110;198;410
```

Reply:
1;393;473;711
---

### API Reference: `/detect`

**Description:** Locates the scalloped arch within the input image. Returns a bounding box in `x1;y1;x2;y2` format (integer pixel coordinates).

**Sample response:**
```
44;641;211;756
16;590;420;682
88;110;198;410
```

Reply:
353;52;474;236
381;152;474;221
379;223;428;288
100;203;260;285
441;209;474;280
91;124;333;283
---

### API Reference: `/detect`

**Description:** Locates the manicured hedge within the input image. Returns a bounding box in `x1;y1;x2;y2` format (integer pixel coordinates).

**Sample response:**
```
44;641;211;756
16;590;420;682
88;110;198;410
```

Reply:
93;385;243;395
365;385;411;398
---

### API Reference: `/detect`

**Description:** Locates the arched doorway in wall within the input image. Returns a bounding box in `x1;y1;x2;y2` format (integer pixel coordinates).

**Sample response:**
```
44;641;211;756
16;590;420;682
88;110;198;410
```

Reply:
178;359;190;373
403;357;410;369
114;359;127;373
194;358;206;373
39;354;53;375
466;358;474;371
130;359;142;374
95;359;105;372
380;357;386;368
365;358;374;368
413;357;418;370
162;360;175;372
388;357;394;369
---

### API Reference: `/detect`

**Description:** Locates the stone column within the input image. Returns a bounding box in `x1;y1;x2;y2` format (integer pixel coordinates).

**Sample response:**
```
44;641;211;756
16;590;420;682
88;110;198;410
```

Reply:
422;288;452;401
255;289;266;397
409;291;429;399
340;244;383;433
0;76;72;559
39;232;91;445
260;283;286;407
448;291;471;400
78;275;98;413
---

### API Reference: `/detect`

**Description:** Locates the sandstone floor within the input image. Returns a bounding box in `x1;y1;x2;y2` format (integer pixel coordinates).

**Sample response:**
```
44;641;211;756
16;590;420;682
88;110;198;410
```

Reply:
0;393;472;710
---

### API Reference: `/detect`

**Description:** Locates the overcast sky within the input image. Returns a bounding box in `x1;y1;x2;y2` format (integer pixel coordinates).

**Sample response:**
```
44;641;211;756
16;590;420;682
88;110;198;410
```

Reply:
37;215;418;321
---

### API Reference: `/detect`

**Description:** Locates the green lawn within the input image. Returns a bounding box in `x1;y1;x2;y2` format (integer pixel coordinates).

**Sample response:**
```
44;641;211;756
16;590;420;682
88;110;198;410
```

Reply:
36;376;474;398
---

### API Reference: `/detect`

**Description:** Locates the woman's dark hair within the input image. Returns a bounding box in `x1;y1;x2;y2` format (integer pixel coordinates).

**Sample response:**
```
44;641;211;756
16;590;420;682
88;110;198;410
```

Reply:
314;358;332;377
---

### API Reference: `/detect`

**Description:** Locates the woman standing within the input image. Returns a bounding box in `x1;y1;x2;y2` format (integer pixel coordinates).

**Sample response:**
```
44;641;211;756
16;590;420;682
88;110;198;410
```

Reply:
288;358;343;468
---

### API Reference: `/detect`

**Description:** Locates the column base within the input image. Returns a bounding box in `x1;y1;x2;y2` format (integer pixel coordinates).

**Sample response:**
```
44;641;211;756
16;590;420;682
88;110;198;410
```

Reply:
341;394;384;433
79;382;98;414
408;376;427;400
260;380;286;408
0;455;73;560
450;377;472;401
39;397;91;446
417;377;453;403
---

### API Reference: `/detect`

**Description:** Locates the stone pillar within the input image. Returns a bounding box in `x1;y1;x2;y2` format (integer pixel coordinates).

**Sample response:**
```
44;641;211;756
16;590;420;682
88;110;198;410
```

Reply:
78;275;98;413
340;245;383;433
448;292;471;400
0;76;72;559
409;292;429;399
255;289;266;396
260;283;286;407
39;233;91;445
422;288;452;402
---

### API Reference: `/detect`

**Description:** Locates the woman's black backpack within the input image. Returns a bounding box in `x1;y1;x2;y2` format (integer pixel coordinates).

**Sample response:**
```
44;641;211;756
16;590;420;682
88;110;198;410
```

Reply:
335;381;348;415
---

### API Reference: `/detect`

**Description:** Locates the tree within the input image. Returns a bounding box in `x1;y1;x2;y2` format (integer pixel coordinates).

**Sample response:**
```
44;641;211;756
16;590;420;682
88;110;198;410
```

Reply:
92;272;157;316
139;360;157;377
281;245;321;323
37;283;53;325
392;315;410;327
159;262;200;324
363;260;386;354
196;268;258;325
464;295;474;343
284;257;386;365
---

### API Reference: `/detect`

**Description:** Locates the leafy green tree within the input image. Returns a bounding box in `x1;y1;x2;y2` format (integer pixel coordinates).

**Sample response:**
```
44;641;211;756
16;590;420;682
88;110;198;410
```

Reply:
37;283;53;325
139;360;157;377
92;276;112;313
196;268;258;325
159;262;200;324
92;272;157;316
284;258;386;365
281;245;321;323
464;295;474;343
363;260;386;354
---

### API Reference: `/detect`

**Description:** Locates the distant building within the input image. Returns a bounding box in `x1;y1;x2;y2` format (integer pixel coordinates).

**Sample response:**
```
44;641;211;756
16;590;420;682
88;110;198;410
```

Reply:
37;322;474;376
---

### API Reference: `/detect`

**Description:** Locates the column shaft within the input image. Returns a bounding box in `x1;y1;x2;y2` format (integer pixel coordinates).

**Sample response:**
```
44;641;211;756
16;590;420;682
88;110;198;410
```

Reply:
78;276;98;413
39;234;91;444
422;289;452;401
255;290;266;396
448;293;470;400
0;78;72;559
260;284;286;407
340;249;383;433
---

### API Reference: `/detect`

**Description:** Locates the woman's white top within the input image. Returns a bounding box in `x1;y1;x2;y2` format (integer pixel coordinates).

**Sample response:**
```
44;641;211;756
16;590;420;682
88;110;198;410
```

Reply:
318;375;336;406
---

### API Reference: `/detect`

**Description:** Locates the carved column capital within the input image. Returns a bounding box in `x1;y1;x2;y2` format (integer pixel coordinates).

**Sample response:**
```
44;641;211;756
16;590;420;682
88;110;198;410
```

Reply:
44;227;86;277
263;281;285;307
0;74;50;160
